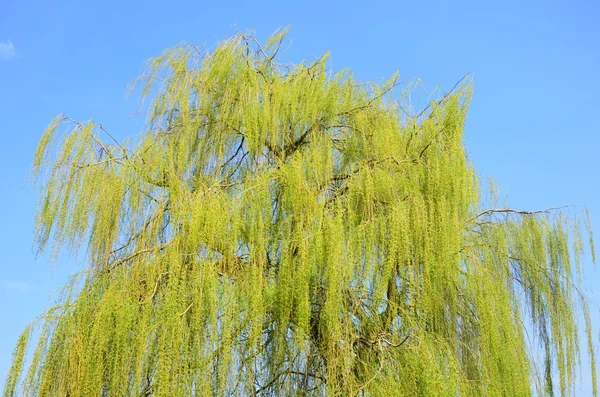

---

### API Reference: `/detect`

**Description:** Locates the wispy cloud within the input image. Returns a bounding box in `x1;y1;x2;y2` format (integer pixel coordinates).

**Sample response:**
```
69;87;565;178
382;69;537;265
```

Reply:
0;40;16;61
3;281;33;293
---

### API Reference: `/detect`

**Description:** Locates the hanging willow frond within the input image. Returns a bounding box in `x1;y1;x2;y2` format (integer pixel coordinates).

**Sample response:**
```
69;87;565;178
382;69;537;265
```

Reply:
5;29;597;397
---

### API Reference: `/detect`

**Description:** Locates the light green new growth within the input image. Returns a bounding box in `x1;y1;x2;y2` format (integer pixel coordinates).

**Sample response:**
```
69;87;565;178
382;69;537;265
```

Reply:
5;28;597;396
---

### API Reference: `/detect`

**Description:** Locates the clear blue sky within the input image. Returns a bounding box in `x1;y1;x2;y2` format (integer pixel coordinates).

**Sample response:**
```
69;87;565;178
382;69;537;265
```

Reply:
1;0;598;393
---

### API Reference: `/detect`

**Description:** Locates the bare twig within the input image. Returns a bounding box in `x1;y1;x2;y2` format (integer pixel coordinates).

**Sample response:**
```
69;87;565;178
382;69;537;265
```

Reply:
106;243;169;273
469;206;569;223
418;126;447;159
98;124;130;159
415;73;472;120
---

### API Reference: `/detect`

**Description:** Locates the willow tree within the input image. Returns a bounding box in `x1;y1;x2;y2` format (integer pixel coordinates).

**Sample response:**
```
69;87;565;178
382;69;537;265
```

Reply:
4;29;597;397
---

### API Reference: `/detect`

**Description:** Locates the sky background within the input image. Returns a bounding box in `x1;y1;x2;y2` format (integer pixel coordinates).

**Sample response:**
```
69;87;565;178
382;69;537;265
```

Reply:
0;0;598;393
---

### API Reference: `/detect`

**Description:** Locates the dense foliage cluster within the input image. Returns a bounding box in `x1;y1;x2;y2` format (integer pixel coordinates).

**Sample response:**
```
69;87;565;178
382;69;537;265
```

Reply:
5;29;597;396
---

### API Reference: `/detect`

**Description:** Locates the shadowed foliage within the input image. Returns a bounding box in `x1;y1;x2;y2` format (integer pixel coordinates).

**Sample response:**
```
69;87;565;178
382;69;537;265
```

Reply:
4;28;597;396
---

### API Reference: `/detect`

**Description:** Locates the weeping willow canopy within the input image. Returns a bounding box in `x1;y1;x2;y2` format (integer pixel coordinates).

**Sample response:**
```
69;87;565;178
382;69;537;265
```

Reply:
5;29;597;396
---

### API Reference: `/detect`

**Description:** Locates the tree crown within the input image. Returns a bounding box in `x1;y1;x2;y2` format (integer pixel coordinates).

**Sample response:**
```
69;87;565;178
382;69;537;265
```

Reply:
5;28;597;397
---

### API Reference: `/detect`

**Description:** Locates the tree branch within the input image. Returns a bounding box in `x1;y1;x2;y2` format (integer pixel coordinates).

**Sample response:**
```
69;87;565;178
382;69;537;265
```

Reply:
469;206;569;223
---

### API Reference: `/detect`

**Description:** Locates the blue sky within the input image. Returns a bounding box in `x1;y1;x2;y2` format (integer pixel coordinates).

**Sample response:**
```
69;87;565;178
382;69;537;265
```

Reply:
0;0;598;393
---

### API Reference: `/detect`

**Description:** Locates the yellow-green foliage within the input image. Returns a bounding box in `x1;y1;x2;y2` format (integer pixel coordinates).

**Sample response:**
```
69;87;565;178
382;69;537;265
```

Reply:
5;29;597;396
